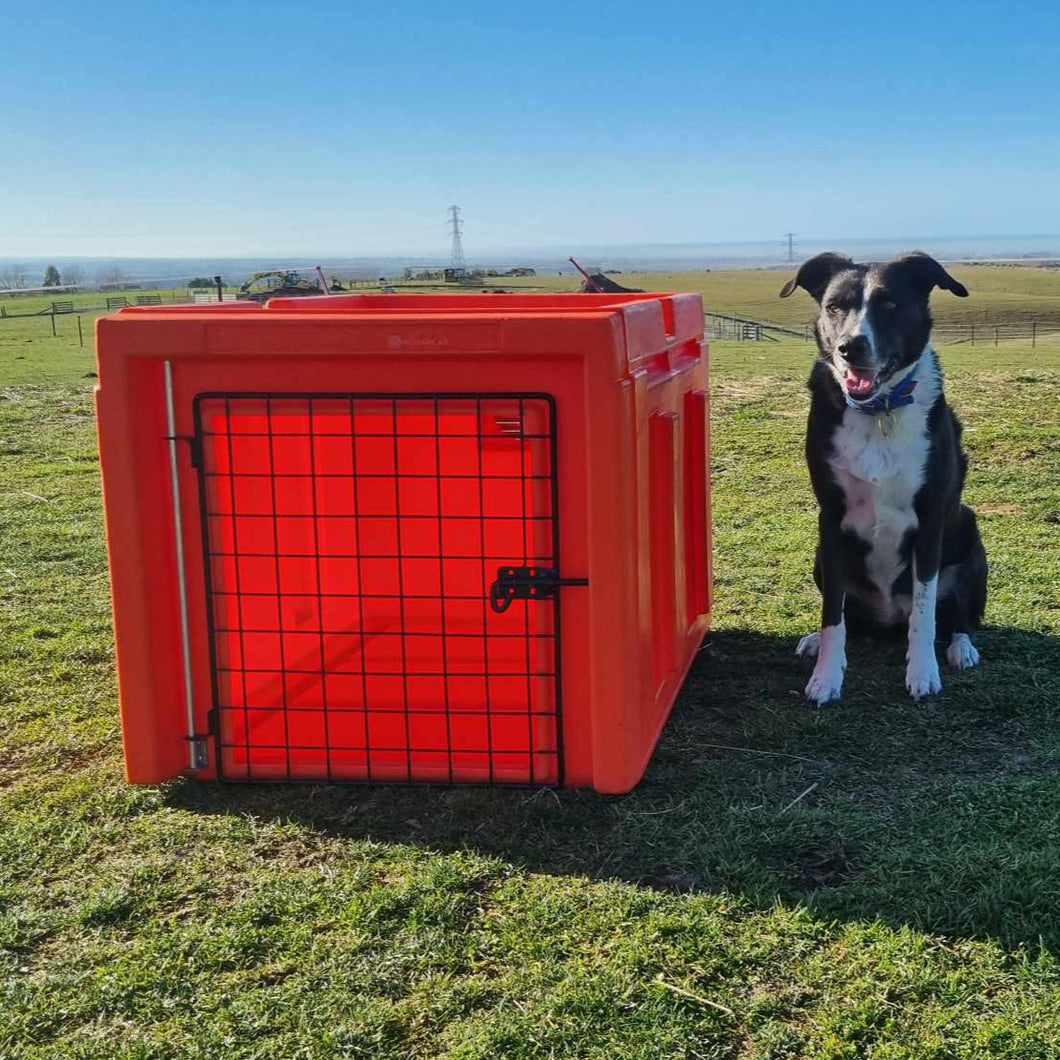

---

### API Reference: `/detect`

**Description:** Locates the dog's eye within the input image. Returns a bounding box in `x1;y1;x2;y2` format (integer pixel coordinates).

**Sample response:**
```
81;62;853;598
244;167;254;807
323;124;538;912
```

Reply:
825;303;841;315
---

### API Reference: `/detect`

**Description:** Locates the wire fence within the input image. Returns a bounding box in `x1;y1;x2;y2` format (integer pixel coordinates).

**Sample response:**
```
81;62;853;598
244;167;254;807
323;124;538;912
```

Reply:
0;290;205;319
932;322;1060;346
6;296;1060;354
706;313;1060;347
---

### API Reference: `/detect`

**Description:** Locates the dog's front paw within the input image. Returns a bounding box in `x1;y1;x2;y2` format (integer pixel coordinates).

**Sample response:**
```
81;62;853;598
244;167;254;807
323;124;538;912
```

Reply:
946;633;980;670
805;662;844;705
906;654;942;700
796;631;820;658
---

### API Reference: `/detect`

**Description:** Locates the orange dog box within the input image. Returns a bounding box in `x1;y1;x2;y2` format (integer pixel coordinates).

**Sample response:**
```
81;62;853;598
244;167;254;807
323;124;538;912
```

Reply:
95;292;711;793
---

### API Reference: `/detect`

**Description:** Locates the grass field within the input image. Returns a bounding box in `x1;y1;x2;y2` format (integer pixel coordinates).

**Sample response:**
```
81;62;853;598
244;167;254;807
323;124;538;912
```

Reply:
2;302;1060;1057
495;264;1060;330
5;261;1060;336
0;288;236;316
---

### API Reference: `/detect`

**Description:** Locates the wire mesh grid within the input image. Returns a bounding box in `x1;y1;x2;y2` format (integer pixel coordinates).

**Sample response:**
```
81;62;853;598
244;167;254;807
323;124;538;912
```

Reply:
193;392;562;785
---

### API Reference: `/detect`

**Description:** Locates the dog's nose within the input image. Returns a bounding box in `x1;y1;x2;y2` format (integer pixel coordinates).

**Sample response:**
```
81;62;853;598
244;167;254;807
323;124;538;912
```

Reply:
837;335;870;360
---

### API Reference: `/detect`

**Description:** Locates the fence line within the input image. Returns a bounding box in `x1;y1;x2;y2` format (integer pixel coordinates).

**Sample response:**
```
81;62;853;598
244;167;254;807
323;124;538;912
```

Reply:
5;298;1060;350
706;314;1060;346
932;322;1060;346
0;291;201;319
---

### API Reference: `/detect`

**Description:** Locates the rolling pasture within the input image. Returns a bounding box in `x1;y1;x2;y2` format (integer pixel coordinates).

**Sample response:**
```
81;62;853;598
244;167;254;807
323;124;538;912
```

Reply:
505;262;1060;337
643;263;1060;328
2;276;1059;1057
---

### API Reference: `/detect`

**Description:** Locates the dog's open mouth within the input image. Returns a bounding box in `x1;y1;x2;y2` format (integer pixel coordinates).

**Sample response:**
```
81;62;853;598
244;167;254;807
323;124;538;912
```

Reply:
843;366;880;399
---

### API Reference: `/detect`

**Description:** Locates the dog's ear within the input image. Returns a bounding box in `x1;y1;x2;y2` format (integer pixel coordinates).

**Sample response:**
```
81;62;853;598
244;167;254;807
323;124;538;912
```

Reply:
891;252;969;298
779;252;856;302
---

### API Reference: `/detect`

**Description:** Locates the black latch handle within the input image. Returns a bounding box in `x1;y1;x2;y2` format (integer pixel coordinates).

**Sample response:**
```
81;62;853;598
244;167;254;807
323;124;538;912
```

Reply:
489;566;588;614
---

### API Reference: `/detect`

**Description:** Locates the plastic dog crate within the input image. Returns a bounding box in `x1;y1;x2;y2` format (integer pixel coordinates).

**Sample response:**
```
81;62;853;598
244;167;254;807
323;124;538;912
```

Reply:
95;293;711;794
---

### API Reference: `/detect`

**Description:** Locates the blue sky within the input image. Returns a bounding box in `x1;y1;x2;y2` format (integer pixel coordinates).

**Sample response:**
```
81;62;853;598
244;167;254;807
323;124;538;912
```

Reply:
2;0;1058;258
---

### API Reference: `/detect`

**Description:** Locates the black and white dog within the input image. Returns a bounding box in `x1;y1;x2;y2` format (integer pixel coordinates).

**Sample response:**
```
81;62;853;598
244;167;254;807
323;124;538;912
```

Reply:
780;252;987;704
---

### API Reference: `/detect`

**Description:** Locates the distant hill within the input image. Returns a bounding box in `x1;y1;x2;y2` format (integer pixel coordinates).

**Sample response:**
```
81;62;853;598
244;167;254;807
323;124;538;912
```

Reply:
3;236;1060;289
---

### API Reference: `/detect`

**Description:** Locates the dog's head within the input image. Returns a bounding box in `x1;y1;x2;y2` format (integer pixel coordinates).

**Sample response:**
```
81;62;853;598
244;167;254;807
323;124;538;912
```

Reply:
780;251;968;401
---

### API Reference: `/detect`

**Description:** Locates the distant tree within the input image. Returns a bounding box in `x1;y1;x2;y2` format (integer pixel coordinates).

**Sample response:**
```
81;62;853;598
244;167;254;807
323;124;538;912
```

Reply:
188;277;215;288
97;266;126;290
0;264;27;290
43;264;62;287
63;264;84;288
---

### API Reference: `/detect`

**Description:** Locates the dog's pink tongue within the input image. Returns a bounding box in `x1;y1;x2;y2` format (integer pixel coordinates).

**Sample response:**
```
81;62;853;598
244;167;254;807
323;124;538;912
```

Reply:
844;367;878;397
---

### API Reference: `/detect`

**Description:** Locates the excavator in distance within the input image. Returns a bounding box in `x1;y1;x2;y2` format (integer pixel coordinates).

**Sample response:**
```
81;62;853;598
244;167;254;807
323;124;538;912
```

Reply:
238;270;325;303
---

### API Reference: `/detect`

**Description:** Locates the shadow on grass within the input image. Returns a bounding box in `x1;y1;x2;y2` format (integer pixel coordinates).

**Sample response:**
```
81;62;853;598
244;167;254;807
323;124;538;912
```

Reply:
166;625;1060;951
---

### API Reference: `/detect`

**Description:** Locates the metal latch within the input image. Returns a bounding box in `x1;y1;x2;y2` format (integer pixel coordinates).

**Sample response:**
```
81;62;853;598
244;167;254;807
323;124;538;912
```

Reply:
186;736;210;770
489;566;588;613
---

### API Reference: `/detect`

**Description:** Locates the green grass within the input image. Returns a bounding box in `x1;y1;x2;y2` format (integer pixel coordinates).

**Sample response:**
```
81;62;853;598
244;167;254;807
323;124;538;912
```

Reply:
497;264;1060;330
2;315;1060;1057
6;261;1057;335
0;312;104;385
0;287;237;316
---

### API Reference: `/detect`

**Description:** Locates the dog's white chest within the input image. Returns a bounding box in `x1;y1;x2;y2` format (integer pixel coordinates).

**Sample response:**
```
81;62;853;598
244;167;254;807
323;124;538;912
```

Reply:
829;399;932;616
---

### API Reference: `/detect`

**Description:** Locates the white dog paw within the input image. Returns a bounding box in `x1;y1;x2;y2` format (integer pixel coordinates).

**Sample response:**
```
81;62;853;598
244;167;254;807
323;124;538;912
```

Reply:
805;664;844;705
906;655;942;700
946;633;981;670
796;631;820;658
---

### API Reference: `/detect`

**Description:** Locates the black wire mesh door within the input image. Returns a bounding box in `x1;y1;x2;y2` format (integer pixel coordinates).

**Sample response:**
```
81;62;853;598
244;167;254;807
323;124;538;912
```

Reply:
193;392;562;785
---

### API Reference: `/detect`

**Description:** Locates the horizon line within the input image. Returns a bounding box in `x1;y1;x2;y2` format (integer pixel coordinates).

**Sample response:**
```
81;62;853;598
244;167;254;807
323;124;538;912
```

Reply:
3;233;1060;263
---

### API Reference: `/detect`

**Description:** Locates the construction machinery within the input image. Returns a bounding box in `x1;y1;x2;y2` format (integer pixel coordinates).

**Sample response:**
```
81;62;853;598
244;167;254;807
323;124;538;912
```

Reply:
238;270;322;303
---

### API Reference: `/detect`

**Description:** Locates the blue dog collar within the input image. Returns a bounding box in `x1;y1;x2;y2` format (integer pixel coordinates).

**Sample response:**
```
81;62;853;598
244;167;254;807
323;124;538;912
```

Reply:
845;364;918;415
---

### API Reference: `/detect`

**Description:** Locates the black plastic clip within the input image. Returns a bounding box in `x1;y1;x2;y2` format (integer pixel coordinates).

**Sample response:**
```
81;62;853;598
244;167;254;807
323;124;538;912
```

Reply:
164;433;203;468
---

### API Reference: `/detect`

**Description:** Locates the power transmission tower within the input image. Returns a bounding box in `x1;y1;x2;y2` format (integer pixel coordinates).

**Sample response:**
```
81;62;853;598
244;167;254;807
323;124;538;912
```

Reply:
783;232;797;262
448;205;466;269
